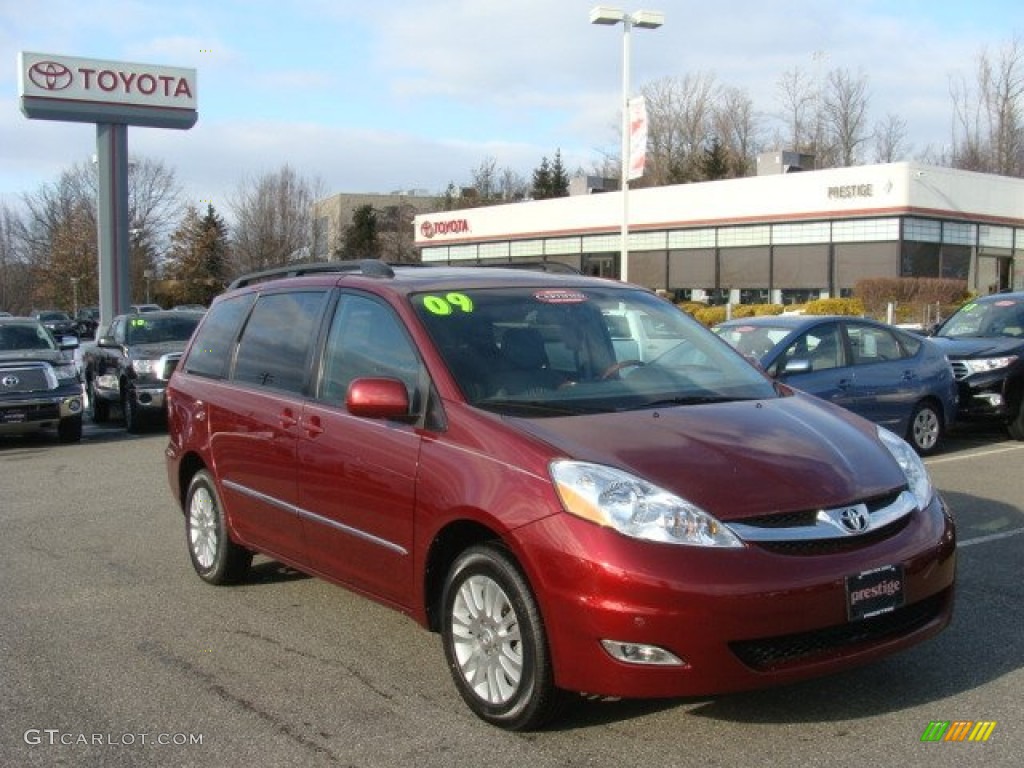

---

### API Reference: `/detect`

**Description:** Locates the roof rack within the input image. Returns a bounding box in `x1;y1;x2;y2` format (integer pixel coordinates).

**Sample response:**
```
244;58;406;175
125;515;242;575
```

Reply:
227;259;397;290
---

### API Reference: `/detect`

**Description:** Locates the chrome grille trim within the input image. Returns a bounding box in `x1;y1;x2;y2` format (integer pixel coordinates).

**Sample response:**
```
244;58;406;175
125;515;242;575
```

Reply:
727;490;918;542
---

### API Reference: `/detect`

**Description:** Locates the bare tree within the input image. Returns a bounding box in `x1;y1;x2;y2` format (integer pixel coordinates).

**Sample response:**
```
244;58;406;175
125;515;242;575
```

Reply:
823;67;871;166
873;113;910;162
229;165;326;273
952;38;1024;176
711;86;763;176
775;66;818;156
641;73;721;184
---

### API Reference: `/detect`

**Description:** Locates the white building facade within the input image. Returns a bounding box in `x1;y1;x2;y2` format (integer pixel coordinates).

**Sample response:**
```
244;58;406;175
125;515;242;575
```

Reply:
414;162;1024;304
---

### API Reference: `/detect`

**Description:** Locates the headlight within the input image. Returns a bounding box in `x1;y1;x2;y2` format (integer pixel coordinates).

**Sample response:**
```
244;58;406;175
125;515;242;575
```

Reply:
550;460;743;548
133;359;158;375
53;363;79;382
877;426;933;509
961;356;1017;374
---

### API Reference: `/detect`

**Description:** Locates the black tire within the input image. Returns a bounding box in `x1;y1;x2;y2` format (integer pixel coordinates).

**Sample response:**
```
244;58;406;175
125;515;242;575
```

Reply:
907;400;942;455
185;470;252;585
89;378;110;423
1008;399;1024;441
441;544;563;730
57;413;83;443
123;385;145;433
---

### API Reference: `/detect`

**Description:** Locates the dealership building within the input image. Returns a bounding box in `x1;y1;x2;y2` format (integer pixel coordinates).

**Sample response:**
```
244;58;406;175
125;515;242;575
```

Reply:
414;161;1024;304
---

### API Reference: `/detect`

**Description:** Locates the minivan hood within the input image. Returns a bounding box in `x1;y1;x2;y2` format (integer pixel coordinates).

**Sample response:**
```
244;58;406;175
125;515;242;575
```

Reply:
930;336;1024;358
508;394;907;520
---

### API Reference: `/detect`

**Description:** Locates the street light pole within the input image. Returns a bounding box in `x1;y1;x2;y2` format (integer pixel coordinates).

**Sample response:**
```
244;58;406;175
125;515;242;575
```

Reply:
590;6;664;284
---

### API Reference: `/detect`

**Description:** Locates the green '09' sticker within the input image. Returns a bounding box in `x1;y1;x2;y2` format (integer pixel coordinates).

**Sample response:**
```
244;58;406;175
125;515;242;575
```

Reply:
422;292;474;315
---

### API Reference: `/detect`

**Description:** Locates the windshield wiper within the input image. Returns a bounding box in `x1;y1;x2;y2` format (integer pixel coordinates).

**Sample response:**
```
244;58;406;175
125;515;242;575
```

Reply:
641;395;746;408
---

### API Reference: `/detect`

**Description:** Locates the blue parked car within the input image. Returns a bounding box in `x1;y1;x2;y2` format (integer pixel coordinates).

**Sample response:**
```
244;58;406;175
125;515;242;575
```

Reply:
714;315;957;454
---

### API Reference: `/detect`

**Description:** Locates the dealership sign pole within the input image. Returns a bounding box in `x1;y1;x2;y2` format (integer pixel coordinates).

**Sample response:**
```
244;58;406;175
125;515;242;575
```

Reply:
18;52;197;328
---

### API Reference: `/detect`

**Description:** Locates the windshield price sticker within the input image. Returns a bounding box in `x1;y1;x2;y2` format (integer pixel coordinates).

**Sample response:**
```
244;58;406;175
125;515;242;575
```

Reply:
422;293;474;316
130;318;148;327
533;290;587;304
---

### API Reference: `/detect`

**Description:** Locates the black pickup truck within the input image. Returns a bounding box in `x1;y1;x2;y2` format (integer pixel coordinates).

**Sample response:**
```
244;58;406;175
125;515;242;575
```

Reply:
82;310;203;432
0;317;83;443
930;290;1024;439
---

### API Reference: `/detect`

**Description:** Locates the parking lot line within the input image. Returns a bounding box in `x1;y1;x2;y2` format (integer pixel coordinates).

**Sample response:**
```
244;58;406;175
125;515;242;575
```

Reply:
925;443;1024;466
957;528;1024;548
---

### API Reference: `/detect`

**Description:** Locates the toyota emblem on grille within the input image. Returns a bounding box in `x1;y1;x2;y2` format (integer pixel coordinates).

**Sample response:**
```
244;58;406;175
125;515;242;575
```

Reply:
839;506;870;533
2;375;20;388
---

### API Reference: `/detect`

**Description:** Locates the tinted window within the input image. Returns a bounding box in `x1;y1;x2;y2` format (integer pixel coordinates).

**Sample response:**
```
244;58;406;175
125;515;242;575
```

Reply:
320;294;421;403
234;291;327;394
183;294;256;379
125;314;201;345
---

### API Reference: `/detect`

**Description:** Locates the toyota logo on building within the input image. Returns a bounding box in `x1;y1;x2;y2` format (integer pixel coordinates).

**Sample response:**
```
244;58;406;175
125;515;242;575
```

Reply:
28;61;73;91
2;375;20;388
420;218;470;239
839;506;871;533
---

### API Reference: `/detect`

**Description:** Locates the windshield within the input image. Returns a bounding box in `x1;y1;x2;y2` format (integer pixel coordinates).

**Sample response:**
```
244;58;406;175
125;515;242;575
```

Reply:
126;314;201;345
38;311;70;322
411;285;777;416
0;323;58;352
937;297;1024;339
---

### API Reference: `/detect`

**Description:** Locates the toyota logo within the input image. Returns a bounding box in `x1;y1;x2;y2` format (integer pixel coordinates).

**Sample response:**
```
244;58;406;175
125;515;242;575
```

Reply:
839;506;871;533
28;61;73;91
420;221;436;239
2;375;20;388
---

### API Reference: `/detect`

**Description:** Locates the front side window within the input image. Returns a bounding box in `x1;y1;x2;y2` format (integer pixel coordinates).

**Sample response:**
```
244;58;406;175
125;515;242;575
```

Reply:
320;294;422;403
772;323;843;375
233;291;327;394
411;285;776;416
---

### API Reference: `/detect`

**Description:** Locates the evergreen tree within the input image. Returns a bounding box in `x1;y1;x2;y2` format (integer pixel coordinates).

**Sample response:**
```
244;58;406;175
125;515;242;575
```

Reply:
340;205;380;259
700;137;732;181
531;158;552;199
549;149;570;197
166;204;230;306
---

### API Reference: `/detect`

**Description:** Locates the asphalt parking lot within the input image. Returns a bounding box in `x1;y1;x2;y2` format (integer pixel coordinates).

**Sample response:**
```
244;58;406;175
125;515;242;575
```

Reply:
1;420;1021;768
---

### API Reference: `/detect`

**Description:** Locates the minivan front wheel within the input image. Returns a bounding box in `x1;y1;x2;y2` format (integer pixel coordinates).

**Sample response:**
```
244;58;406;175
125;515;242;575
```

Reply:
441;544;562;730
185;470;252;585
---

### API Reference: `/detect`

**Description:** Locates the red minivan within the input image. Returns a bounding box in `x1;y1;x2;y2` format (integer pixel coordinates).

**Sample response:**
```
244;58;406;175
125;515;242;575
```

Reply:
165;262;955;729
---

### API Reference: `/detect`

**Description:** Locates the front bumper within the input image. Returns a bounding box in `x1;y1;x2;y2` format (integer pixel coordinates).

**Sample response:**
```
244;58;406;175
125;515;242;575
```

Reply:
514;493;956;699
955;370;1020;422
0;392;84;434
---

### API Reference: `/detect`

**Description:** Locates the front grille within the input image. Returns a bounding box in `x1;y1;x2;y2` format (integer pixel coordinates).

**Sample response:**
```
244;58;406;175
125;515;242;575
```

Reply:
732;490;909;554
158;354;182;381
0;363;54;394
753;517;910;555
729;591;948;672
950;361;969;381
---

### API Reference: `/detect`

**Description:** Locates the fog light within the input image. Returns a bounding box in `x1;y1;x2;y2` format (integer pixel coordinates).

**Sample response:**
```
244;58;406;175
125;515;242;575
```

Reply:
981;393;1004;407
67;398;82;413
600;639;684;666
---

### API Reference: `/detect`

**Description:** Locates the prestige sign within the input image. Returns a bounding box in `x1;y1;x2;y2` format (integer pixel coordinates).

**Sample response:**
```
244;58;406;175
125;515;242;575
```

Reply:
18;52;197;129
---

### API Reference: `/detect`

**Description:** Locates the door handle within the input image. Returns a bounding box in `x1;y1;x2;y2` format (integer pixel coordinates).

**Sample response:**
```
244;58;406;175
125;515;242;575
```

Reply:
279;409;298;429
303;414;324;438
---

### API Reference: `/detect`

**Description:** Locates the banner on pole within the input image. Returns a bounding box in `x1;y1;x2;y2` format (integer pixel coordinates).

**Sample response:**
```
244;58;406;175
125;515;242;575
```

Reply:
627;96;648;181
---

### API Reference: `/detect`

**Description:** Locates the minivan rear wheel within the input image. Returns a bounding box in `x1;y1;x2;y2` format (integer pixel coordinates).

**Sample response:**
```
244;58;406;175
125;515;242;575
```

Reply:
185;470;252;584
441;544;563;730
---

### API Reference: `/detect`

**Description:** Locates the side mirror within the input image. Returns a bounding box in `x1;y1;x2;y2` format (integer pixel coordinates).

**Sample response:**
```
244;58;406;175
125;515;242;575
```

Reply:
97;335;118;348
59;335;79;351
346;377;411;420
783;358;812;375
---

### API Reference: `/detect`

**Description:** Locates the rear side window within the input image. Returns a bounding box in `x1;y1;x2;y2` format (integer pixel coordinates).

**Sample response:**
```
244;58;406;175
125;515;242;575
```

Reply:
183;294;256;379
234;291;327;394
